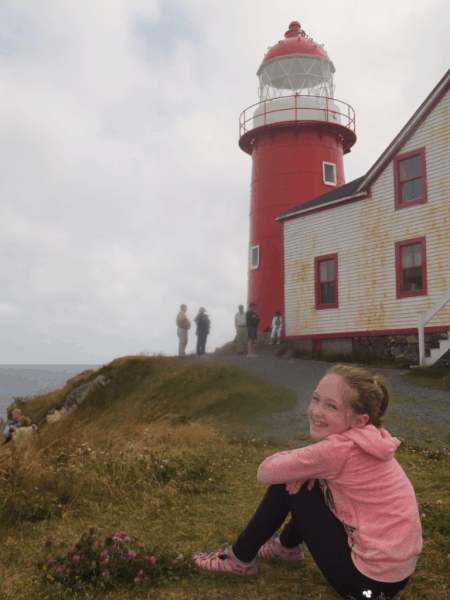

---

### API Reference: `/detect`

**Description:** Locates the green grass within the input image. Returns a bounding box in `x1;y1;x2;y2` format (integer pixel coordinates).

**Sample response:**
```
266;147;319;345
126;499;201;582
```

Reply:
401;365;450;390
0;355;449;599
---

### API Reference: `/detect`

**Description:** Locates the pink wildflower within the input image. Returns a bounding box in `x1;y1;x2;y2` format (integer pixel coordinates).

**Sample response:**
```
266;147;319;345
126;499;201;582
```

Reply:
100;550;109;559
48;558;55;566
102;558;110;565
138;570;144;577
128;550;137;559
73;555;80;563
123;536;131;542
134;577;141;583
172;560;178;566
56;566;64;574
150;556;156;564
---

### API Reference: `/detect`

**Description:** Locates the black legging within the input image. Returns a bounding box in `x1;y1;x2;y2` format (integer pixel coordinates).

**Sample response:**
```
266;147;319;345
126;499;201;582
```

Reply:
232;481;410;600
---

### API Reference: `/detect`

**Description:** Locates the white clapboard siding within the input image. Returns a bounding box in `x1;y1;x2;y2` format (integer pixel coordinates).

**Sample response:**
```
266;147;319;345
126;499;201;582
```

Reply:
284;86;450;337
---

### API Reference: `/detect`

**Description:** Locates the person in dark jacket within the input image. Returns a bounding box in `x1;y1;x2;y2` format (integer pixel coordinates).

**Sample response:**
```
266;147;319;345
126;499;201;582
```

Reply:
2;408;21;443
194;308;211;358
246;302;260;358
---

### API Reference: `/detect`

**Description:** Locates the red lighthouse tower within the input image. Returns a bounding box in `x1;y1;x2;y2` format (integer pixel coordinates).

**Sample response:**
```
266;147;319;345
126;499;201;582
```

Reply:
239;21;357;331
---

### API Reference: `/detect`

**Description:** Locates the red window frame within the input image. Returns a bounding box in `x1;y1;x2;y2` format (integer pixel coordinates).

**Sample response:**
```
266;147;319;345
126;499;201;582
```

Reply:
395;237;427;299
393;148;427;210
315;253;339;310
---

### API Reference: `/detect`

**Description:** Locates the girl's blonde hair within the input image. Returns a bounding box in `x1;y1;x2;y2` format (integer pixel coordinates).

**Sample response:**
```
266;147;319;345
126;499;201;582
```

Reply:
327;364;391;428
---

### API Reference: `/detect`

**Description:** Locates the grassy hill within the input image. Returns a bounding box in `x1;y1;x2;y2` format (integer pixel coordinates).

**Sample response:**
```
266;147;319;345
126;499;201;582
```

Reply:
0;355;448;600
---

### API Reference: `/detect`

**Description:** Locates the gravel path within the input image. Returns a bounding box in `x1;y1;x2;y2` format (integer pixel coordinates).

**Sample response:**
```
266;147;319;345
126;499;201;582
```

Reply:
214;354;450;448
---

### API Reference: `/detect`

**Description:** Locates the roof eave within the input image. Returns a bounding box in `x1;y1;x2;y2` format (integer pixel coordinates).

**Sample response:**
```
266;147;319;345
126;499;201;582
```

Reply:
276;191;367;221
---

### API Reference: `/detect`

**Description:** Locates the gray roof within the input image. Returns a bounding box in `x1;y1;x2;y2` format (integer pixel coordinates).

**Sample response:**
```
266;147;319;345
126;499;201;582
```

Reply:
276;176;365;220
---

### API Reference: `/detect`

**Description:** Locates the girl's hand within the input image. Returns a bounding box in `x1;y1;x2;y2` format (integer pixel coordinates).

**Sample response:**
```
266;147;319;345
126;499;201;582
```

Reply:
286;479;315;495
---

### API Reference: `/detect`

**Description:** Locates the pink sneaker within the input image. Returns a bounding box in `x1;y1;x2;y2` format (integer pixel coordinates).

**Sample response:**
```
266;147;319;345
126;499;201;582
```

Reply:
257;534;305;564
192;543;258;579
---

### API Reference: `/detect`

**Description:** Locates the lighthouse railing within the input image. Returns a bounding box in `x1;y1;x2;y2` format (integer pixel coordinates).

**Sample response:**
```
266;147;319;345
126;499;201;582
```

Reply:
239;95;356;138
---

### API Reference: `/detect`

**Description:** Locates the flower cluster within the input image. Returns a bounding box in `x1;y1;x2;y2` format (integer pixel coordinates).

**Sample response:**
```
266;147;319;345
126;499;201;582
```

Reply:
38;528;193;592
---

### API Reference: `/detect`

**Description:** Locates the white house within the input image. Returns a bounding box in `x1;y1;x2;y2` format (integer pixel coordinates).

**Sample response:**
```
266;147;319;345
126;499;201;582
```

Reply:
276;69;450;365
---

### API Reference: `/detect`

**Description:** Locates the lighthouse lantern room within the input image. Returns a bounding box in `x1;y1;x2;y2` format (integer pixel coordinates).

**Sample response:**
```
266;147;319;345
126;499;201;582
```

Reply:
239;21;357;332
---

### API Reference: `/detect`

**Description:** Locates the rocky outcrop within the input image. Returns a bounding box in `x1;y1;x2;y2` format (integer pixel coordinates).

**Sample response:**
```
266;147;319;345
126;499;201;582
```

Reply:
46;375;108;424
63;375;107;410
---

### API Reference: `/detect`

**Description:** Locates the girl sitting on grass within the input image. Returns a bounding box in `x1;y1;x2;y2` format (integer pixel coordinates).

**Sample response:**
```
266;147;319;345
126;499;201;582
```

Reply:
193;364;422;600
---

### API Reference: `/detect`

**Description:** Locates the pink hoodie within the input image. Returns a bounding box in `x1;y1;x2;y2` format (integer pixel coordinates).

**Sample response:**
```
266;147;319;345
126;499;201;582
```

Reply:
257;425;422;582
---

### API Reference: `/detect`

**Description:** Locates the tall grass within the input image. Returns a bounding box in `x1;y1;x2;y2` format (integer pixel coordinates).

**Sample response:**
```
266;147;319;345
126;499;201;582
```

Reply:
0;355;448;599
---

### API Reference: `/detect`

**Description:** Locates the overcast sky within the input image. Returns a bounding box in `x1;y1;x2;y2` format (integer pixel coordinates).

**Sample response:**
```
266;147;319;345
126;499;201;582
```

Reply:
0;0;448;364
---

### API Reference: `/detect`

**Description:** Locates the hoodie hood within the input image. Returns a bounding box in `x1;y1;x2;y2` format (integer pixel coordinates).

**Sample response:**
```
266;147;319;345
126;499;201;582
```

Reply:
340;425;401;461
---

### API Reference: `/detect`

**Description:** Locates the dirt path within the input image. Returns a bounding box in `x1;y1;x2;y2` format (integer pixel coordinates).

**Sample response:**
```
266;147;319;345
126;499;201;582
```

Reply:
213;354;450;449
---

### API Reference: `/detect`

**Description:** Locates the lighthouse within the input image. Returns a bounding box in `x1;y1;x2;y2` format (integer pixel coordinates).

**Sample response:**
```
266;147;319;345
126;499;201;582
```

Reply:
239;21;357;332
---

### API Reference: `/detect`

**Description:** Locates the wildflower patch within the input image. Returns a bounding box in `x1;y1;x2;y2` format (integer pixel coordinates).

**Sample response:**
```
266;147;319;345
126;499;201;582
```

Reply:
37;529;195;593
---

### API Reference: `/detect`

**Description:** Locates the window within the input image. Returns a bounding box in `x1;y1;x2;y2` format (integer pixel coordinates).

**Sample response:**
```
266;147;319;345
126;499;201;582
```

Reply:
395;237;427;299
250;245;259;270
323;162;336;186
393;148;427;210
315;254;339;309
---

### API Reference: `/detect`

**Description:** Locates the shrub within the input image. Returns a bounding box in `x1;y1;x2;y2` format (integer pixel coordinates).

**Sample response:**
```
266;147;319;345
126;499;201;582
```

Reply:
38;529;194;594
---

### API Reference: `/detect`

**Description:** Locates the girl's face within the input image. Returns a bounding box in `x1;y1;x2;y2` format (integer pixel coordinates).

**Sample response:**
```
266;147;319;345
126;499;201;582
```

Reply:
307;373;367;441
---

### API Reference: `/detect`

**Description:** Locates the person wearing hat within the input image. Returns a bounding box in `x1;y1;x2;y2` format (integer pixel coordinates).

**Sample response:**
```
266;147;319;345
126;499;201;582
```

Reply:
246;302;260;358
2;408;22;443
176;304;191;357
194;307;211;358
234;304;247;354
270;310;283;344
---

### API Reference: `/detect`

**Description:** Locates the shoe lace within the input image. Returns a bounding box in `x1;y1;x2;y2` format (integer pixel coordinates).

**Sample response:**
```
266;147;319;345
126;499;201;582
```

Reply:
199;543;230;563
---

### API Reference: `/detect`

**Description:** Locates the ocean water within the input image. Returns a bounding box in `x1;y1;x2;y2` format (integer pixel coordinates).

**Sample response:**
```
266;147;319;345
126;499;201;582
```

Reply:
0;365;102;421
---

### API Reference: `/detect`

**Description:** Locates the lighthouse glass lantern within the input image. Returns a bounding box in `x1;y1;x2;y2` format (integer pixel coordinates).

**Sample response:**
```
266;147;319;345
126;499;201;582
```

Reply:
239;21;356;332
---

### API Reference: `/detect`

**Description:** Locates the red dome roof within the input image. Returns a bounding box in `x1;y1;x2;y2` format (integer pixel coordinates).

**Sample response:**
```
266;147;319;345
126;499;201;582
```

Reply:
261;22;330;65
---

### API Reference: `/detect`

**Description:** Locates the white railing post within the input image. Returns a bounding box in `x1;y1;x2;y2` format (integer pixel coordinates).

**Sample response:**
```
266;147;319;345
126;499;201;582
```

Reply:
418;311;425;366
417;287;450;366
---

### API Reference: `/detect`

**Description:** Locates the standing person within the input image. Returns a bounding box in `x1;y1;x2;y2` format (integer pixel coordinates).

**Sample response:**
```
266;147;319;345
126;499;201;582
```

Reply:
2;408;22;443
270;310;283;344
234;305;247;354
194;307;211;358
193;365;422;600
246;302;260;358
176;304;191;357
